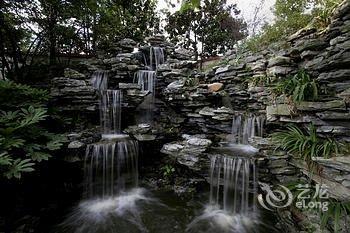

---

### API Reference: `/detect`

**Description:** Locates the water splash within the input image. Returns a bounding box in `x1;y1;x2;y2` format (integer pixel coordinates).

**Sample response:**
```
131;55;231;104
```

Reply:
231;114;265;144
187;155;259;233
186;205;260;233
60;188;157;233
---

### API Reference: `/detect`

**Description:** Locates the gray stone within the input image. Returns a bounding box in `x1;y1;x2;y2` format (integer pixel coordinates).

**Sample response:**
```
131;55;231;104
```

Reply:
267;56;291;67
187;138;212;147
199;107;215;116
318;69;350;82
316;126;350;135
134;134;156;141
68;141;85;149
215;65;233;75
316;111;350;120
297;100;346;111
266;104;293;117
166;80;185;91
266;66;294;76
119;83;141;89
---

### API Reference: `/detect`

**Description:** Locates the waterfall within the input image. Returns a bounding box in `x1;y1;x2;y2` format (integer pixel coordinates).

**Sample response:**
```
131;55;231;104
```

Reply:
134;71;156;124
209;155;257;215
150;46;165;69
99;90;123;134
231;114;265;144
84;138;139;198
91;70;108;90
134;70;156;93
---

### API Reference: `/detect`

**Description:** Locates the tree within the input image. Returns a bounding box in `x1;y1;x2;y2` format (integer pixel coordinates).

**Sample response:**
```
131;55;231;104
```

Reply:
245;0;343;51
0;0;159;81
165;0;247;61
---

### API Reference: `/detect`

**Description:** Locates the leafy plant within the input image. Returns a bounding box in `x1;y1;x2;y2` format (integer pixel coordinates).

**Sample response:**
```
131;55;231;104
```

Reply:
0;81;67;179
161;165;176;179
273;124;344;169
321;200;350;233
184;77;200;87
273;71;319;102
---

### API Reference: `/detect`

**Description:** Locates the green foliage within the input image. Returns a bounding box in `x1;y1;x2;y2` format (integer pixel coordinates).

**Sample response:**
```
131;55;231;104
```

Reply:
180;0;201;12
245;0;343;50
184;77;200;87
1;0;158;80
0;80;49;110
321;200;350;233
273;71;319;102
249;75;273;86
166;0;247;59
311;0;344;28
273;124;344;169
0;81;67;179
161;164;176;179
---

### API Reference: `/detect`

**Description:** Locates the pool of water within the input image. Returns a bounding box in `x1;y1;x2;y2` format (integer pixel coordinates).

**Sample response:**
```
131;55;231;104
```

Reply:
56;186;279;233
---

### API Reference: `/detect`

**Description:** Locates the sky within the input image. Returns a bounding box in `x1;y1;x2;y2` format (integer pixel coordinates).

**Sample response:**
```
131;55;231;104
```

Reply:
157;0;276;34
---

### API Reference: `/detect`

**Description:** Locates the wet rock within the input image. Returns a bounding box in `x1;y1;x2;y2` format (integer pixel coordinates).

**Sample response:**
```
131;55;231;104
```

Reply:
134;134;156;141
119;83;141;89
161;135;212;171
68;141;85;149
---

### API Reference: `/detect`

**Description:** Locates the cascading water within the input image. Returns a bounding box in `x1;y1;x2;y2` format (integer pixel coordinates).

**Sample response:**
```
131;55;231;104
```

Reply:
99;90;123;134
135;56;159;124
84;139;139;198
60;70;153;232
187;155;259;233
91;70;108;90
91;71;123;135
134;70;156;93
149;46;165;70
231;114;265;144
209;155;257;214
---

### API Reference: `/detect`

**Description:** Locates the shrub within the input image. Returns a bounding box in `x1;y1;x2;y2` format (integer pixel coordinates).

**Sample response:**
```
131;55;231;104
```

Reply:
273;71;319;102
272;124;344;169
0;81;66;179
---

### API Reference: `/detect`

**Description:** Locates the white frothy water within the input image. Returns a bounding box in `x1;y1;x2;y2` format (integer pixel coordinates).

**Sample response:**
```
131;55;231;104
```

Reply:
187;155;259;233
61;188;159;233
186;204;260;233
84;138;139;198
